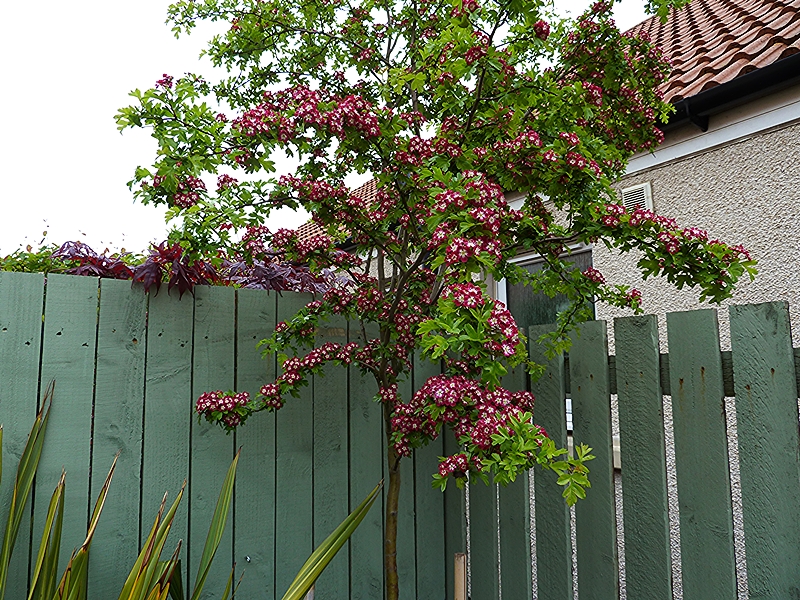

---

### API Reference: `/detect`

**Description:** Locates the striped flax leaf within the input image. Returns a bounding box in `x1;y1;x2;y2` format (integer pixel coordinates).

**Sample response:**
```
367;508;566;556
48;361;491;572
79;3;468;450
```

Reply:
282;480;383;600
0;381;54;600
190;448;241;600
27;471;66;600
55;454;118;600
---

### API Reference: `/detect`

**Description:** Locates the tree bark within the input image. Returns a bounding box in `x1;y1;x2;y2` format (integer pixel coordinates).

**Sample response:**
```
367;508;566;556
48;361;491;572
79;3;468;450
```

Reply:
384;410;402;600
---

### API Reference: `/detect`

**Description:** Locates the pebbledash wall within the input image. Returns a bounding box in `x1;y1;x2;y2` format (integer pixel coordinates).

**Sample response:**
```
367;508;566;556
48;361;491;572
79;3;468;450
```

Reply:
597;105;800;350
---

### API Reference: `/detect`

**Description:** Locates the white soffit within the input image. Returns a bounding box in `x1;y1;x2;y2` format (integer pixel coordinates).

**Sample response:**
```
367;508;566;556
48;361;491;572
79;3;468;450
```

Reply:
626;82;800;175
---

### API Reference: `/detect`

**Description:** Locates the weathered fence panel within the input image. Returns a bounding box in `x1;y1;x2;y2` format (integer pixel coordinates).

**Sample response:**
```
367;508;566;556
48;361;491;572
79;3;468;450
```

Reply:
729;302;800;598
0;271;45;596
614;315;673;600
36;274;99;578
570;321;618;600
666;309;737;599
529;325;572;600
233;287;277;598
498;365;532;600
6;271;800;600
89;278;148;596
141;279;194;591
469;302;800;600
0;274;448;600
413;353;447;600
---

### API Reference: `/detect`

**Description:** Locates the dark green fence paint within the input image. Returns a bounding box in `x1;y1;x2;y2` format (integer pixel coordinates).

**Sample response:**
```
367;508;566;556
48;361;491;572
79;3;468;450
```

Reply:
191;285;236;599
348;320;384;600
569;321;618;600
498;365;532;600
275;293;315;597
89;279;148;596
729;302;800;599
0;271;44;594
469;479;499;600
443;433;466;597
614;315;672;600
141;288;194;591
313;316;350;599
393;374;417;600
413;353;446;600
234;288;277;599
36;274;99;576
666;309;737;599
528;325;572;600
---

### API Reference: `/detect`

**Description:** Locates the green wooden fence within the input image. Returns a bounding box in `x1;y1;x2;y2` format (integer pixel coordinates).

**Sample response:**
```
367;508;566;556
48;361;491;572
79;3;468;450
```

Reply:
3;271;800;600
0;272;455;600
470;302;800;600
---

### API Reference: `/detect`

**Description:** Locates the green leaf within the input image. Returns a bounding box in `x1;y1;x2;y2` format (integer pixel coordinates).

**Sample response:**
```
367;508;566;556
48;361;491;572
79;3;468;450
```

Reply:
0;381;54;600
27;471;65;600
281;480;383;600
190;448;240;600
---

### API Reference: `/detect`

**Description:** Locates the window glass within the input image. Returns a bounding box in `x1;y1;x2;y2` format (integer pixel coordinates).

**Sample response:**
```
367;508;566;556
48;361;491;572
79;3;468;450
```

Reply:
506;250;593;328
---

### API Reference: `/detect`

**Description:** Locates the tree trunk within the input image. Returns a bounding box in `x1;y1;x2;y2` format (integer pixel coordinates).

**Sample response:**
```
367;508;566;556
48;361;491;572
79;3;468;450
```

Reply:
385;443;402;600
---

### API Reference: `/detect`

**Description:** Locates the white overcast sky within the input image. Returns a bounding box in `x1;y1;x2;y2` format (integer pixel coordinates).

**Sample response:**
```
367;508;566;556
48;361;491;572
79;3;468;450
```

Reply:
0;0;650;255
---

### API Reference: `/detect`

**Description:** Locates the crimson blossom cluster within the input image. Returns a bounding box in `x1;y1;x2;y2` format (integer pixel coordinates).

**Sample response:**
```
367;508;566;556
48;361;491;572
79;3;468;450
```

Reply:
391;374;541;479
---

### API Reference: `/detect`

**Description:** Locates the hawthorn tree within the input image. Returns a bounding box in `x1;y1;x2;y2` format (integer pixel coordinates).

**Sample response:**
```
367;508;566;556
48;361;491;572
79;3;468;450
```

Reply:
117;0;755;596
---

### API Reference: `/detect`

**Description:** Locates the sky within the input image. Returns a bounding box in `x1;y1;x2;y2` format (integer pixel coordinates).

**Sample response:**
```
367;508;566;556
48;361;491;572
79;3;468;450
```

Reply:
0;0;651;256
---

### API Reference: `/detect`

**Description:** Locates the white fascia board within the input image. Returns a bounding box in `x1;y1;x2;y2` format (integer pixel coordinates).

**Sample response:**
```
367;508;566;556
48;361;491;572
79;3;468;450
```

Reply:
626;82;800;175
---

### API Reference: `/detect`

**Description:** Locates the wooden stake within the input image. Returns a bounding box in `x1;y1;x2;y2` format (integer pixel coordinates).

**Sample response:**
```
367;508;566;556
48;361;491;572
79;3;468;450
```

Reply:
454;553;467;600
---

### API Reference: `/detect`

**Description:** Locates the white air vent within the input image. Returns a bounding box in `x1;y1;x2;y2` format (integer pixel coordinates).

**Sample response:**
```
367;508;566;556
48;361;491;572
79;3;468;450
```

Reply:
620;182;653;212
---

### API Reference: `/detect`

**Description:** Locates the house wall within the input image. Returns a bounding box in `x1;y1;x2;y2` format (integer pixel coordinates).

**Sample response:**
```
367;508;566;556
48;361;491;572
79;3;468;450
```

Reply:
596;119;800;350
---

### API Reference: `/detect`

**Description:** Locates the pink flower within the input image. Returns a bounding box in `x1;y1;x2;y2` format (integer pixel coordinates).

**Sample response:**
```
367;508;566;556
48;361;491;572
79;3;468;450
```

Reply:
156;74;173;89
533;20;550;40
582;267;605;284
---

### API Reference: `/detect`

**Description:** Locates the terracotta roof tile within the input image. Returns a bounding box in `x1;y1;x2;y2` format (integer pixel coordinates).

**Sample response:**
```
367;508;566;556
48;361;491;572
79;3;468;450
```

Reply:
293;178;378;242
632;0;800;102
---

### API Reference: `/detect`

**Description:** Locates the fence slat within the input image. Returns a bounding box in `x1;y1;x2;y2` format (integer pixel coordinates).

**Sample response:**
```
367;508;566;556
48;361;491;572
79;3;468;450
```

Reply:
313;316;350;599
36;274;99;576
0;271;45;594
666;309;737;598
614;315;672;600
498;365;532;600
348;320;384;600
395;374;417;600
570;321;618;600
729;302;800;598
89;279;148;597
443;433;467;598
529;325;572;600
141;287;194;590
234;288;277;599
469;479;499;600
275;293;314;596
190;285;236;599
413;354;446;600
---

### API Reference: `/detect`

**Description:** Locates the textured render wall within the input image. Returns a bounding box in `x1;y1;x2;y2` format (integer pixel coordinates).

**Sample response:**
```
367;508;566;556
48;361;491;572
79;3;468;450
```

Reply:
596;120;800;351
590;121;800;599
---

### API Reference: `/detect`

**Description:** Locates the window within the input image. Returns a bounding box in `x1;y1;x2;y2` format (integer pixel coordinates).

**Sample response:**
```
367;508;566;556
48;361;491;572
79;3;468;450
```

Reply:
498;246;594;328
